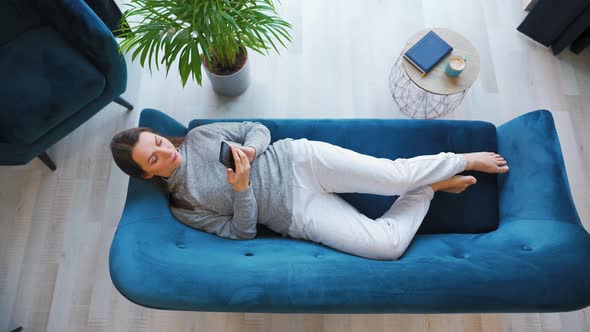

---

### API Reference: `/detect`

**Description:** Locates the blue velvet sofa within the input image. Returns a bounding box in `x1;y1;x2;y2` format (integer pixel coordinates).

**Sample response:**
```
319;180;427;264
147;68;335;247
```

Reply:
0;0;132;170
109;108;590;313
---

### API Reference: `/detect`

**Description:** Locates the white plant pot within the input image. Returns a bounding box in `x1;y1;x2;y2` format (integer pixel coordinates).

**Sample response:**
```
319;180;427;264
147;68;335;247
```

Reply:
203;50;250;97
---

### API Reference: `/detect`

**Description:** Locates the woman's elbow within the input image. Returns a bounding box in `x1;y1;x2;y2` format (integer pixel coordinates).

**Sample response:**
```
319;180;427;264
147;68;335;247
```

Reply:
235;231;257;240
243;232;257;240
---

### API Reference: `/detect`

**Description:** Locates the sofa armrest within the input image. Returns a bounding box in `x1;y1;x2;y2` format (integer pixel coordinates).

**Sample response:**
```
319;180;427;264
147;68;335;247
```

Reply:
496;110;582;225
36;0;126;96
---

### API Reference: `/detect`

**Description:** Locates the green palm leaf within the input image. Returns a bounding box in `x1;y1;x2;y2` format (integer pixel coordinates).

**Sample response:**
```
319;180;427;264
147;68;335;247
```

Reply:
118;0;292;87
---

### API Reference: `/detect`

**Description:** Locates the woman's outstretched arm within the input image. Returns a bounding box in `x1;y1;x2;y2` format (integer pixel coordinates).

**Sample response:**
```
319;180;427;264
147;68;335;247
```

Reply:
199;121;271;159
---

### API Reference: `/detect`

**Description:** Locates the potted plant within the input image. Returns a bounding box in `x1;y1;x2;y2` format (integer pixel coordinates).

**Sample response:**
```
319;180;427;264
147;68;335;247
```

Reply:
117;0;293;97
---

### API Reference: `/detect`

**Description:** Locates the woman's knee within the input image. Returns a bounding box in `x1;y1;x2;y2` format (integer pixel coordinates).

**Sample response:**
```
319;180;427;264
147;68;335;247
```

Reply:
384;248;405;261
366;244;406;261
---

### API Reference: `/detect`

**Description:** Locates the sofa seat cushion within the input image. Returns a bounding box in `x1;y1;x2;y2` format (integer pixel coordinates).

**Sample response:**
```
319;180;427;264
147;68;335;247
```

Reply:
0;26;105;144
187;117;499;234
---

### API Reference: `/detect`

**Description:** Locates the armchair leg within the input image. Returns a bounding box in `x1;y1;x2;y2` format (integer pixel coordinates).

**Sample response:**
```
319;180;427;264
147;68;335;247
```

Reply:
38;152;56;171
113;97;134;111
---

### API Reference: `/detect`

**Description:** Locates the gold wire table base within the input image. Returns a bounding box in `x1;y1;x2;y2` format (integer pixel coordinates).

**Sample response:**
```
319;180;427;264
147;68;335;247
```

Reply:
389;53;469;119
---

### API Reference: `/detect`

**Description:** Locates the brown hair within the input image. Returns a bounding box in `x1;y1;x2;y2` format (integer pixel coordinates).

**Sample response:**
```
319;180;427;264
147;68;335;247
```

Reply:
110;127;185;203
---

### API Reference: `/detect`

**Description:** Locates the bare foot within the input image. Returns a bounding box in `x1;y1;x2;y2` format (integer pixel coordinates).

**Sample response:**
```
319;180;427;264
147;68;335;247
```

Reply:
461;152;509;173
431;175;477;194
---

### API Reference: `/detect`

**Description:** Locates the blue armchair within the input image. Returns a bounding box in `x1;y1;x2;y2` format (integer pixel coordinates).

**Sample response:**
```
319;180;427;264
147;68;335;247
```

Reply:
0;0;132;170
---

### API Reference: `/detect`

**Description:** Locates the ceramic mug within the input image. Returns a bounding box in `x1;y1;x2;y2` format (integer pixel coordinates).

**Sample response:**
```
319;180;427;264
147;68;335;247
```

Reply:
445;55;467;77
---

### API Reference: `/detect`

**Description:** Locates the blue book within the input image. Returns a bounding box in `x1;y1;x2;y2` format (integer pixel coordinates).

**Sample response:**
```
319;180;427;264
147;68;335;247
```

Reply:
403;31;453;77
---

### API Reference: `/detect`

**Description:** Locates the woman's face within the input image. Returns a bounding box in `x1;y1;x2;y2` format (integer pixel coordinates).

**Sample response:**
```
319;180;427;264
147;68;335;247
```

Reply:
131;132;183;179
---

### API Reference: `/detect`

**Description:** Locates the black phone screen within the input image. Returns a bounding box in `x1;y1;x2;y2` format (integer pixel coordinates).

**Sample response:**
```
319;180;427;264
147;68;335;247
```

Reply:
219;141;235;171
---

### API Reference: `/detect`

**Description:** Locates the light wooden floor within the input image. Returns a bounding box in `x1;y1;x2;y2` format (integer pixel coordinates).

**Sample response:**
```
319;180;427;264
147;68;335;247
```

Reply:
2;0;590;331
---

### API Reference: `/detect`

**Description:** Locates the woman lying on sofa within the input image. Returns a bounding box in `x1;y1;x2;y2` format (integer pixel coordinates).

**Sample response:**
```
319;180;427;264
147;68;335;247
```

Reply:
110;121;509;261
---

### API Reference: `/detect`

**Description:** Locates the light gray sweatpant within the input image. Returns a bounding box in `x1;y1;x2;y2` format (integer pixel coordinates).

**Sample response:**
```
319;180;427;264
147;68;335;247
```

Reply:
286;138;468;261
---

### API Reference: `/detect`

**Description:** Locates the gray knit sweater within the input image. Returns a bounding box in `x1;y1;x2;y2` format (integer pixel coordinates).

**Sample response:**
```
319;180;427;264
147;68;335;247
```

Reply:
165;121;294;239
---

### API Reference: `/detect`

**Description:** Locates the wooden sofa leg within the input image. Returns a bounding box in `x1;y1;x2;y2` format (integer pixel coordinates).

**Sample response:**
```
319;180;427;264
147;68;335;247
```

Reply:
38;152;56;171
114;97;134;111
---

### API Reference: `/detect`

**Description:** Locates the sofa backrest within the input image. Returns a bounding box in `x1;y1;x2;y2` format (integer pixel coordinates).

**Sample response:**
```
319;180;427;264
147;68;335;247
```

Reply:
0;0;42;47
189;118;500;235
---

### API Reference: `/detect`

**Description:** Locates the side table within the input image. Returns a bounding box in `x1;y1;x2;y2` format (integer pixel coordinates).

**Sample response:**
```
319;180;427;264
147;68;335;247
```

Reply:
389;28;480;119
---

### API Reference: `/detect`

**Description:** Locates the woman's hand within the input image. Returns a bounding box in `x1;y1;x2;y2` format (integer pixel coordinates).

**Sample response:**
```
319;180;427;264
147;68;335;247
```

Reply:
234;146;256;163
226;146;251;192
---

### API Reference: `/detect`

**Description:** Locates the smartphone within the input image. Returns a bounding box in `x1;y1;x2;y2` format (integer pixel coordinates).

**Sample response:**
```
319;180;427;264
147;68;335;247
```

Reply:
219;141;235;171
